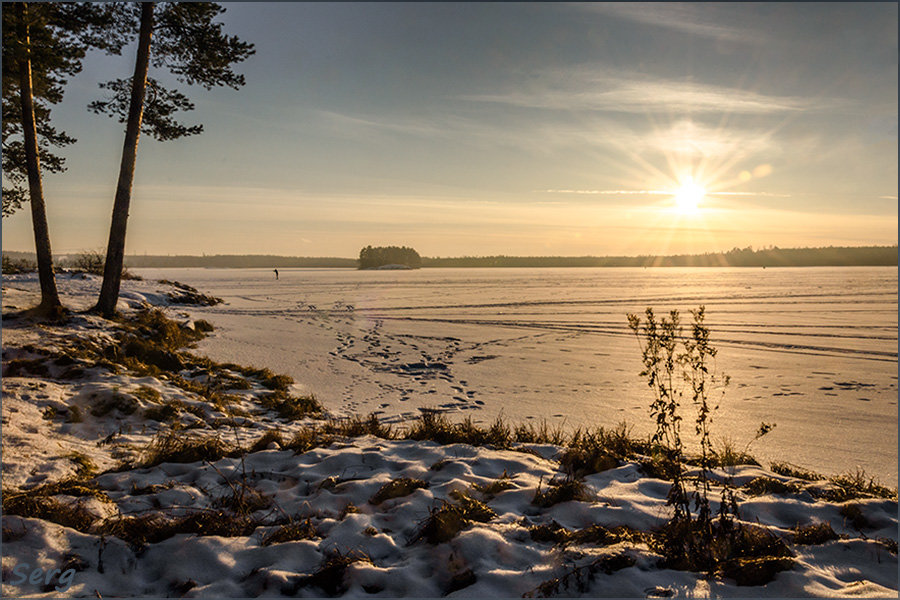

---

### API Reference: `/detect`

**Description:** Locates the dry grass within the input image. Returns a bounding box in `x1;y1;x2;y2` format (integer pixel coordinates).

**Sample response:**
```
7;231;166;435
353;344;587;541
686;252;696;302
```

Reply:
742;477;803;497
103;509;259;548
65;452;98;478
324;413;394;438
770;462;823;481
714;438;760;467
525;551;636;597
261;518;317;546
133;431;238;469
512;420;568;445
532;476;594;508
471;472;515;498
90;391;140;416
214;482;272;515
529;521;645;547
248;429;286;453
792;522;839;545
3;358;50;378
132;385;162;403
143;400;185;422
259;389;322;420
283;549;372;596
369;478;428;505
405;413;513;448
1;480;108;533
284;425;335;454
827;469;897;501
839;503;873;530
654;520;794;585
409;492;496;545
157;280;223;306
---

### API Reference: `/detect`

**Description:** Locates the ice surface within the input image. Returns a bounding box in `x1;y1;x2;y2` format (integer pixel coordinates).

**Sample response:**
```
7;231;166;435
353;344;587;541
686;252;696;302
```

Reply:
130;266;898;486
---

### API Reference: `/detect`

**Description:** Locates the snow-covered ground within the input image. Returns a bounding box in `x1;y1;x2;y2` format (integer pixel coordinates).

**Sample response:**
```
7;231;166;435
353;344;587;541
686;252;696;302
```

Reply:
1;272;897;598
131;266;898;486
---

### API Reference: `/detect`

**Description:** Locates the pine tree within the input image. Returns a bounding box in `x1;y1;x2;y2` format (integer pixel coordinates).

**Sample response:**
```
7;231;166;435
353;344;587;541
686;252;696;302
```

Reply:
2;2;128;314
92;2;254;316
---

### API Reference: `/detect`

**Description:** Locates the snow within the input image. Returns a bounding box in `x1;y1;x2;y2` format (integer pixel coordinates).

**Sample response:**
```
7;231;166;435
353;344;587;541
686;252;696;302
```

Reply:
1;271;897;598
130;266;898;486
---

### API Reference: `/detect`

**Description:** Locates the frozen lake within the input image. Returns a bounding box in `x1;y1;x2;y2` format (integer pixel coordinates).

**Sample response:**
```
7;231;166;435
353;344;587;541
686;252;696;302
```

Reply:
134;266;898;485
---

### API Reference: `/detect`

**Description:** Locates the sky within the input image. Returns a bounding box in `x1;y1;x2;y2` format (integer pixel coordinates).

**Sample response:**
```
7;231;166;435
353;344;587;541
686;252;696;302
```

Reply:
2;2;897;258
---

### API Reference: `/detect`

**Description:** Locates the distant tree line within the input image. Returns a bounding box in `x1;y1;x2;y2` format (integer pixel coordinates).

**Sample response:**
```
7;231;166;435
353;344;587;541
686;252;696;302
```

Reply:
123;255;357;268
420;245;899;268
3;245;895;272
358;246;422;269
2;251;356;271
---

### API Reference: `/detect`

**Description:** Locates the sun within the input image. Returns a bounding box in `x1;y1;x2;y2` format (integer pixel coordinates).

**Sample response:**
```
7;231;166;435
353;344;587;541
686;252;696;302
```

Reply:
673;177;706;214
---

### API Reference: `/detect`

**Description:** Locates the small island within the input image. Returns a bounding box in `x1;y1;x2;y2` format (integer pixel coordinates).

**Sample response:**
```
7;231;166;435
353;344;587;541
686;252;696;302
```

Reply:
358;245;422;270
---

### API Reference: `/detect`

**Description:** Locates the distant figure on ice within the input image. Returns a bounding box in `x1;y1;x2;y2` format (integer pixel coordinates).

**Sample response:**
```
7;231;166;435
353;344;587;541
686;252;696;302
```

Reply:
274;269;279;280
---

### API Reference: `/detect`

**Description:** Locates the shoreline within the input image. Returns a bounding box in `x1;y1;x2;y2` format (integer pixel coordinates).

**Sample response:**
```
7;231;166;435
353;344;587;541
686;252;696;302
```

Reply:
3;278;897;597
1;273;897;597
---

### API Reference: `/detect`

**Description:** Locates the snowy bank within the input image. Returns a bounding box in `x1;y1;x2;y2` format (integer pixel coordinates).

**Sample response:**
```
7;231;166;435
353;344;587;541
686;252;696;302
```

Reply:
1;273;896;598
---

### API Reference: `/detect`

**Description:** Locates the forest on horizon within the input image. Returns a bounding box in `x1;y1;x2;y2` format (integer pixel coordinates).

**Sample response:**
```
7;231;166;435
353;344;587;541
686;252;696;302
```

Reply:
3;245;897;270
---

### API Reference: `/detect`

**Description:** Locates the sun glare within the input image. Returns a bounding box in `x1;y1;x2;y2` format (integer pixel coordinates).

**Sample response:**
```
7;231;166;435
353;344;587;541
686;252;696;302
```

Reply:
674;177;706;214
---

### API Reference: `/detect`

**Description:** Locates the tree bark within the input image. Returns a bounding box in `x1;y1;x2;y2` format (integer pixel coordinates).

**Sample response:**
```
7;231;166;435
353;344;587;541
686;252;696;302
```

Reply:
17;2;63;313
95;1;154;317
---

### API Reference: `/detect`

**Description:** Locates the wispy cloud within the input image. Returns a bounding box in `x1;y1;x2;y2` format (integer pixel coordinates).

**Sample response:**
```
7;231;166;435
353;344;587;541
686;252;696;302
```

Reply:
577;3;768;45
714;191;793;198
316;109;453;139
538;189;792;198
463;73;817;115
540;189;670;195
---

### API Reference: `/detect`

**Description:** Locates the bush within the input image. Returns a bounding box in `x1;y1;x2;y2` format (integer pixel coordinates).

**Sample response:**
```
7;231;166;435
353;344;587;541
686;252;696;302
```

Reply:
2;255;36;274
70;250;105;275
69;250;140;280
626;307;785;578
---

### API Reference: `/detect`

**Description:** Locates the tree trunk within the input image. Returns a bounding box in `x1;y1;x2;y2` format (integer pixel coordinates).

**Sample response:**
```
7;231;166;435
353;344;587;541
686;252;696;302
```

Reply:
95;1;153;317
17;2;63;313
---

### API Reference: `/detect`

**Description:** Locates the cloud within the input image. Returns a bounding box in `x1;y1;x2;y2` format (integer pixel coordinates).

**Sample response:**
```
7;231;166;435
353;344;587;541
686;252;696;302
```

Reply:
316;110;452;139
540;189;670;196
641;120;775;157
537;189;792;199
463;73;816;115
577;3;768;45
